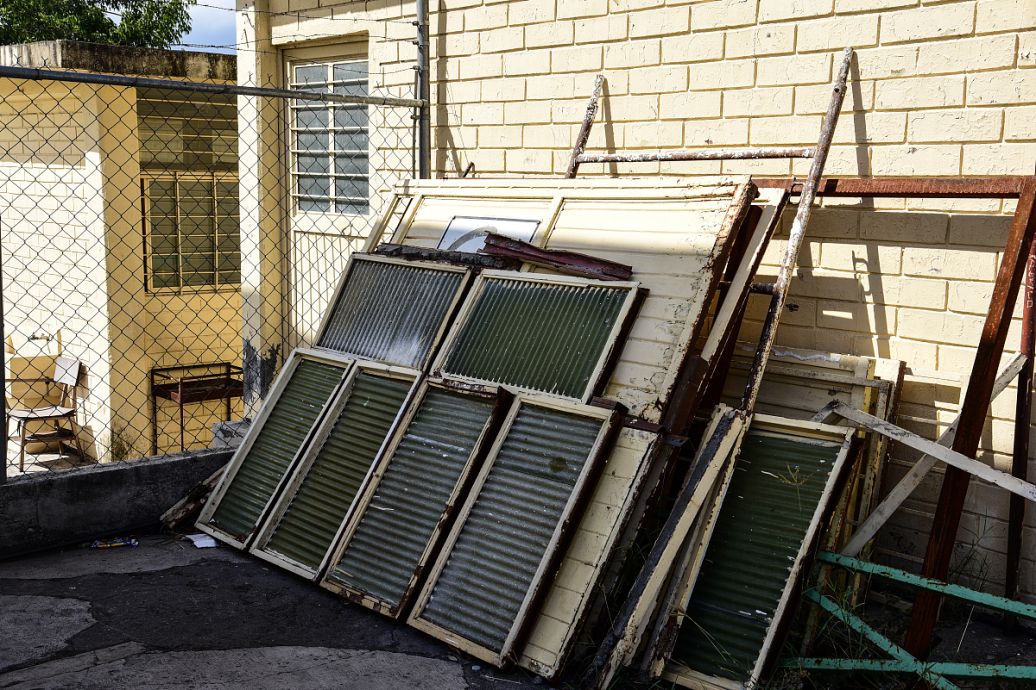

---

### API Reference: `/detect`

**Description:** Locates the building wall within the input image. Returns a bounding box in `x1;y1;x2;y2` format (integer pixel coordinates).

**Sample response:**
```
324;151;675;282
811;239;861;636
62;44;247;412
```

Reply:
0;80;114;460
250;0;1036;597
0;78;243;463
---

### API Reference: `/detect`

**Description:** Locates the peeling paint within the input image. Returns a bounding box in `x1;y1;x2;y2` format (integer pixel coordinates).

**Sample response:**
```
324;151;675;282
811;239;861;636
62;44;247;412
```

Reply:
242;339;281;406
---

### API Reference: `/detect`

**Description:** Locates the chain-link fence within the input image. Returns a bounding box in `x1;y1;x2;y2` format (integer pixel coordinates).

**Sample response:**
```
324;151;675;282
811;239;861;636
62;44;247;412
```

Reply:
0;61;420;479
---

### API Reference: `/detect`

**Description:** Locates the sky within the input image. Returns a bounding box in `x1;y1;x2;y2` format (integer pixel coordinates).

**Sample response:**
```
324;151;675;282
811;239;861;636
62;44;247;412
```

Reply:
180;0;238;53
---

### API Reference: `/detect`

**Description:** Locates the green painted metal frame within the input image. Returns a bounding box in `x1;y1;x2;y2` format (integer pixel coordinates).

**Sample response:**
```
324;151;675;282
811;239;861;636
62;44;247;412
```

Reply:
781;551;1036;686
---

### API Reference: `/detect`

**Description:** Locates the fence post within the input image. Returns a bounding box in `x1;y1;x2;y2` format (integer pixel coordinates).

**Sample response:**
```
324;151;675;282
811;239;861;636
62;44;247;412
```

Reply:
416;0;431;179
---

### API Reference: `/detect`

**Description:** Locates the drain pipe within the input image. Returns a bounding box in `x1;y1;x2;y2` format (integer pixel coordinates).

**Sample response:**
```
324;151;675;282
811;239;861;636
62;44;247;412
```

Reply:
415;0;431;178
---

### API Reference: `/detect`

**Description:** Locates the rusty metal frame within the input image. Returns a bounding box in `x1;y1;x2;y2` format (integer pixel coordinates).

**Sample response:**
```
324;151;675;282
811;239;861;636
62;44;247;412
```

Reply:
572;48;854;688
756;172;1036;656
563;42;1036;678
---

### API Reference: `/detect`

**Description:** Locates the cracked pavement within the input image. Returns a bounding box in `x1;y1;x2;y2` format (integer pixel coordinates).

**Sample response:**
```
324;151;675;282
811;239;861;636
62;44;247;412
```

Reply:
0;534;542;689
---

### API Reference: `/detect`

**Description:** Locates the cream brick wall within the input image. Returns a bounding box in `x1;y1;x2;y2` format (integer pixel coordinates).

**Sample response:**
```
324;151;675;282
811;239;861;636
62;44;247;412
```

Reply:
259;0;1036;597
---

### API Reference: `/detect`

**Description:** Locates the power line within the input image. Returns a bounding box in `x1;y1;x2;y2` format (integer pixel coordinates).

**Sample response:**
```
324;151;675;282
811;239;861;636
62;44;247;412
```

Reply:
194;1;416;27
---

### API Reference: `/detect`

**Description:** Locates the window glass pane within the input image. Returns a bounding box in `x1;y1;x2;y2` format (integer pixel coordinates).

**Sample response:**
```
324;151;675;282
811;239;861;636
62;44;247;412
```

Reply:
151;255;179;274
334;106;368;129
218;233;239;252
180;216;214;238
152;273;180;289
152;235;178;254
336;177;367;199
335;129;368;152
299;197;328;212
219;270;241;284
183;272;216;287
297;154;330;174
298;175;330;199
334;153;367;176
295;107;329;130
218;251;239;271
215;180;237;198
293;65;326;88
297;131;329;153
333;62;367;82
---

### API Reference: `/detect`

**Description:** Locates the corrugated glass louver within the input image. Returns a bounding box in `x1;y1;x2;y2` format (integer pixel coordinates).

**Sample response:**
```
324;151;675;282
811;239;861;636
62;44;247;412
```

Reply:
318;257;467;368
439;276;634;399
325;388;496;611
207;358;348;541
671;428;846;682
416;404;606;656
262;371;413;572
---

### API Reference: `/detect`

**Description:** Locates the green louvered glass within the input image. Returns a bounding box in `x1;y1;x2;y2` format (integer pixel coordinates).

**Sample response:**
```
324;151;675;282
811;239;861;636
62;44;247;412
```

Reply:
441;278;631;398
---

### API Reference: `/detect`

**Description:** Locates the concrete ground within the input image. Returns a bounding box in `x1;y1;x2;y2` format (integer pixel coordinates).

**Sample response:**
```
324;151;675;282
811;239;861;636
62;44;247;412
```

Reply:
0;534;542;689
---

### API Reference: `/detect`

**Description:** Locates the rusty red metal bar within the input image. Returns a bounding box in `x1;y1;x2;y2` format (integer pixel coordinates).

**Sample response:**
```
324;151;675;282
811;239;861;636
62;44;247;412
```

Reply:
755;176;1030;198
1006;236;1036;631
480;234;633;281
903;178;1036;656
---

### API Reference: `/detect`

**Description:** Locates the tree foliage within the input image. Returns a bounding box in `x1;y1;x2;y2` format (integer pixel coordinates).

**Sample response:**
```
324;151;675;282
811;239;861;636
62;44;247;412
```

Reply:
0;0;195;49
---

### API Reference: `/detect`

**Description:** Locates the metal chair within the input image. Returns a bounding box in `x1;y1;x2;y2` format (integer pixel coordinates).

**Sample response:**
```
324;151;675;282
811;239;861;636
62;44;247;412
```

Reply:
7;356;87;470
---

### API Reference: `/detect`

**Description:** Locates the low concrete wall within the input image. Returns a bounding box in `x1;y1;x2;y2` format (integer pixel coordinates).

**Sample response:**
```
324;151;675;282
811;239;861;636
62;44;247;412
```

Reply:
0;448;231;558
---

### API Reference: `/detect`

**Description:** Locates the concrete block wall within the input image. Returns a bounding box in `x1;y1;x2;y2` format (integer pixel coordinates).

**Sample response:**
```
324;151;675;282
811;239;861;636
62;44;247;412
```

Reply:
254;0;1036;597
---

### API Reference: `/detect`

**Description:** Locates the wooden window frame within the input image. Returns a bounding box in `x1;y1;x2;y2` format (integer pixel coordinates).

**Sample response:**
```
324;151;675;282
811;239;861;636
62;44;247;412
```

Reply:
407;393;624;666
196;348;356;549
249;359;422;580
431;270;641;403
661;415;856;689
313;253;473;370
319;378;512;617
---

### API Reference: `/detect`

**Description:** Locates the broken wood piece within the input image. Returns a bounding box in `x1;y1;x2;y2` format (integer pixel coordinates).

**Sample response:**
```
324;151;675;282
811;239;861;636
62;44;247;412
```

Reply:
841;353;1027;557
831;400;1036;504
584;406;749;690
161;465;226;531
373;242;520;270
480;234;633;281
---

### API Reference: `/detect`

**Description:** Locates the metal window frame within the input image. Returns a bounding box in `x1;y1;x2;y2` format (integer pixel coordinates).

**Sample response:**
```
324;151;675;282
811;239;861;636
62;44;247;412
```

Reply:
319;378;512;617
431;270;642;402
312;253;473;369
661;415;856;690
196;348;356;549
249;359;423;580
141;171;240;294
286;55;371;216
407;393;624;667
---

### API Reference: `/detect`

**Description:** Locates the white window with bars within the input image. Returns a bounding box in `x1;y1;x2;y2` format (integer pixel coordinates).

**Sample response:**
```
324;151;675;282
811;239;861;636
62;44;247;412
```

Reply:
288;57;370;215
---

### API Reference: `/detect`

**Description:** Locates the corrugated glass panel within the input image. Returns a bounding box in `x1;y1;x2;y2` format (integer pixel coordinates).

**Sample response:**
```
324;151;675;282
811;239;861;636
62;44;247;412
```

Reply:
418;405;604;653
441;278;631;398
671;429;844;682
209;359;347;540
319;258;466;368
326;388;495;608
264;372;412;571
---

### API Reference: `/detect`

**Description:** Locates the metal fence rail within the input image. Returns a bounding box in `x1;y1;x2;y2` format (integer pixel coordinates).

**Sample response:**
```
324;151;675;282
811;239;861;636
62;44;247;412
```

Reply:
0;62;421;480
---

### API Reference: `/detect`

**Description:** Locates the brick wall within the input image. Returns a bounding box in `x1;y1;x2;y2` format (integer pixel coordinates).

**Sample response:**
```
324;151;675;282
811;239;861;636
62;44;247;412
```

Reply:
260;0;1036;597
